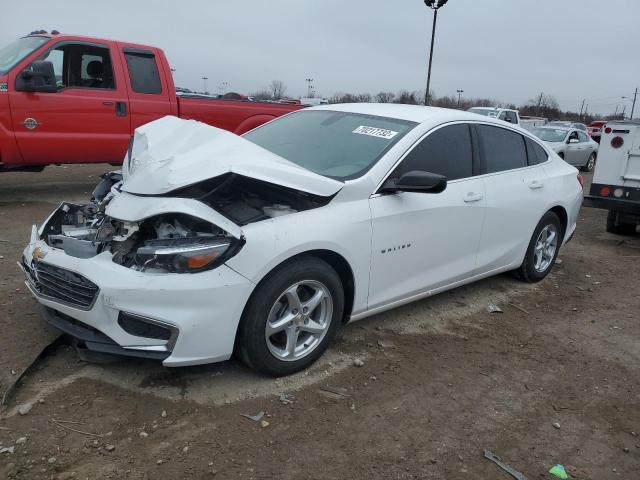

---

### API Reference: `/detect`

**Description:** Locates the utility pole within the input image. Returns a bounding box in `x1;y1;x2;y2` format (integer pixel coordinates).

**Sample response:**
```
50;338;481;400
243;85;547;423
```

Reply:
202;76;208;93
631;87;638;120
423;0;449;106
584;104;589;121
579;98;585;117
456;89;464;109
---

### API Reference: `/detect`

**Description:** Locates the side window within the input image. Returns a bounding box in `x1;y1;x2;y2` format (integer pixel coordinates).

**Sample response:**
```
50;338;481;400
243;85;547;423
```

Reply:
578;131;589;142
124;50;162;94
39;43;115;90
391;124;473;182
568;131;579;142
505;111;518;124
477;124;527;173
41;49;63;87
525;138;549;165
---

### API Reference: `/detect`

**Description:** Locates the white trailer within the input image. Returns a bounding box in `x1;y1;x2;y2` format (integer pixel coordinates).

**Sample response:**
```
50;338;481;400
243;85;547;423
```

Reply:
583;121;640;234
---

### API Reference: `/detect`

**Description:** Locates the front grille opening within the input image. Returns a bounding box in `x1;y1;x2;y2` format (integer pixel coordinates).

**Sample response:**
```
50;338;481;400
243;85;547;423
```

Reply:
24;259;99;309
118;312;171;340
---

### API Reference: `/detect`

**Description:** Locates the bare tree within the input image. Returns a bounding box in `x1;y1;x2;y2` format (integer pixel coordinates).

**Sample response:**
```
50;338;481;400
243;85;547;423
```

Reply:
374;91;395;103
268;80;287;100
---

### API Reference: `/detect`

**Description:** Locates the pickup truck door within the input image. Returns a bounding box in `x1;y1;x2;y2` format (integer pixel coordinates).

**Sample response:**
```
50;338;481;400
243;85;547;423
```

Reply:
7;40;131;165
116;45;174;131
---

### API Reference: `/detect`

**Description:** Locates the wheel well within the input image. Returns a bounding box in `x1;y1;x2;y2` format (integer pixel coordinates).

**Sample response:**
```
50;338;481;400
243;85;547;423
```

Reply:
549;206;568;239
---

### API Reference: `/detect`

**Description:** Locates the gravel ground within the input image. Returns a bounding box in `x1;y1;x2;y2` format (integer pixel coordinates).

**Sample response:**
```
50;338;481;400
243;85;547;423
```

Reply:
0;165;638;479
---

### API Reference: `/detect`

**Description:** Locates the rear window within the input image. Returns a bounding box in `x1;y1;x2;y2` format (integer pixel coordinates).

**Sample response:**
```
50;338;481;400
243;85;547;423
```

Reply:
243;110;416;180
477;125;528;173
124;50;162;94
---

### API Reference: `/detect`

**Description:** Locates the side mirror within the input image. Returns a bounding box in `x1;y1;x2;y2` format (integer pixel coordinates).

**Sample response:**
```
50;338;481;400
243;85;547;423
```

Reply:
380;170;447;194
15;60;57;93
568;138;579;144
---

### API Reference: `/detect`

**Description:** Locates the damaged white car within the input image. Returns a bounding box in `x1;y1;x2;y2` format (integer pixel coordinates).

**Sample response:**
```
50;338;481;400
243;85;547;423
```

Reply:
21;105;583;375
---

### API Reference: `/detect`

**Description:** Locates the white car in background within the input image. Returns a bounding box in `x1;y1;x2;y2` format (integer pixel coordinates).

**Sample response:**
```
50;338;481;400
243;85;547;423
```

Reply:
21;105;583;376
531;126;599;171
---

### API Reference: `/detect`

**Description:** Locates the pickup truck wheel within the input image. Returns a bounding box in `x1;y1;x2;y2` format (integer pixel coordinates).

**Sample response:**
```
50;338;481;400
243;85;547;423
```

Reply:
606;210;637;235
582;153;596;172
237;257;344;376
515;212;561;283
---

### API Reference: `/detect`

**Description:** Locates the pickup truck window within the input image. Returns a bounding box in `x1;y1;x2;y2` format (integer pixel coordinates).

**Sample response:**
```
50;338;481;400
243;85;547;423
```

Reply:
124;50;162;94
40;43;115;90
0;36;49;75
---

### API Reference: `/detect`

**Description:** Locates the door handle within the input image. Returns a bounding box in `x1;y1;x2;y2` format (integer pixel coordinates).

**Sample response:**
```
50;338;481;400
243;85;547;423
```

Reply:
529;180;544;190
102;101;114;106
115;101;128;117
464;192;483;203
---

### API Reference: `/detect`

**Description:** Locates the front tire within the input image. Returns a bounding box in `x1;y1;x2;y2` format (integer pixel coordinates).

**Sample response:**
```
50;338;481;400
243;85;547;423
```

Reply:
237;257;344;376
516;212;562;283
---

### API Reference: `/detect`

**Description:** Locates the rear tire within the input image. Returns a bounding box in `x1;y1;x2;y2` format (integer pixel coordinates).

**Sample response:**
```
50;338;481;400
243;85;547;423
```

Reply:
516;212;562;283
582;153;596;172
237;257;344;376
606;210;637;235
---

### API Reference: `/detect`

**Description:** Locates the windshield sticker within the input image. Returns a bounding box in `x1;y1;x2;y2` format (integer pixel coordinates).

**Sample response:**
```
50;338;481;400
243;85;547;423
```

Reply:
352;125;399;140
0;83;7;93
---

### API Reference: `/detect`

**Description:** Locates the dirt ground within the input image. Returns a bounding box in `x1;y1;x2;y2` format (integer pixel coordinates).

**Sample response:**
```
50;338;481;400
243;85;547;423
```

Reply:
0;165;639;479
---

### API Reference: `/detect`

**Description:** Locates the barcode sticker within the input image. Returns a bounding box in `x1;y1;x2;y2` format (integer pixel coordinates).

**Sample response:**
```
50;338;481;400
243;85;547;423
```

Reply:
352;125;399;139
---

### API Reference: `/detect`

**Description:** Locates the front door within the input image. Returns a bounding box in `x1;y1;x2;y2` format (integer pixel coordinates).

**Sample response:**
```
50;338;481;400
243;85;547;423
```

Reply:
368;123;486;310
8;41;131;165
564;130;582;166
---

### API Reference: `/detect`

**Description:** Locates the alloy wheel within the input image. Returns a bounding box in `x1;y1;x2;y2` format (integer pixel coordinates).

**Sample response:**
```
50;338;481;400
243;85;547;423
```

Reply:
265;280;333;361
533;224;558;273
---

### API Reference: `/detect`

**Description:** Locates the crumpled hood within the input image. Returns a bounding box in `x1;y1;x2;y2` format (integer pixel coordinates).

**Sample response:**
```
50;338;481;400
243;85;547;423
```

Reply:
122;116;343;197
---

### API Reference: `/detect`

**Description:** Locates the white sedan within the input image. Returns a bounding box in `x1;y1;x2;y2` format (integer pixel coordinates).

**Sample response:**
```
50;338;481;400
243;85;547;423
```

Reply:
21;105;583;376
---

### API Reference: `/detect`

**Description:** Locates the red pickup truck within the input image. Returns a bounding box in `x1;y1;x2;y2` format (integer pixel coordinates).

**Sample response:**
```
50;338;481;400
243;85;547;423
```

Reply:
0;32;303;171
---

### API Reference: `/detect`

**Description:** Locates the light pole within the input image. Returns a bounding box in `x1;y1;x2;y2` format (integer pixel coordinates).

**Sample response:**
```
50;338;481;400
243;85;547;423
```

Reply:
202;76;208;93
456;89;464;108
423;0;449;106
305;78;314;98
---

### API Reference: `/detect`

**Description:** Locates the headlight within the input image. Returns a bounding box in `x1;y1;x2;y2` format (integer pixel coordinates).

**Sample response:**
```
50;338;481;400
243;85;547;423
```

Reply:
135;237;237;273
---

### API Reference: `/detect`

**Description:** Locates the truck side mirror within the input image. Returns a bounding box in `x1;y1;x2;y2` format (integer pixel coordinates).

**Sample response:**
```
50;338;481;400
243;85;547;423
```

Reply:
15;60;57;93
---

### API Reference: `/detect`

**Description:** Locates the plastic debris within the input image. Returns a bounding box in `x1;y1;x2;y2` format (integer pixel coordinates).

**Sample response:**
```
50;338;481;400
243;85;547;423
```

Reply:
319;385;350;397
487;303;504;314
240;411;264;422
549;464;568;479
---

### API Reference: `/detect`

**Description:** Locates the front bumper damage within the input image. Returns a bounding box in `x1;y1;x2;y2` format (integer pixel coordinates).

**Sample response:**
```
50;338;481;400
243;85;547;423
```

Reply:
21;235;254;366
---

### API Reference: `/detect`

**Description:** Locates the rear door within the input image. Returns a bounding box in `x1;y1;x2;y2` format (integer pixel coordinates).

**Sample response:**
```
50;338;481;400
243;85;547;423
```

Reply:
117;46;172;130
8;40;131;164
368;123;486;309
474;124;549;273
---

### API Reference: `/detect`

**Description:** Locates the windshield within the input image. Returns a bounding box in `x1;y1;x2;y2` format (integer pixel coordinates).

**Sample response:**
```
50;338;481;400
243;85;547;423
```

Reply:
0;36;49;75
531;128;568;143
243;110;417;180
469;107;498;117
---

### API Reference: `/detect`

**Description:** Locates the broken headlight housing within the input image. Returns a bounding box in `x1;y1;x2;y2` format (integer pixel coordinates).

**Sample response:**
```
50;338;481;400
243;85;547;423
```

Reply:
134;236;240;273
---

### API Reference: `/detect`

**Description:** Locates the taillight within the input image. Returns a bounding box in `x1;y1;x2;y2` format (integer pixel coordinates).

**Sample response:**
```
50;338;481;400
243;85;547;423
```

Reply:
600;186;611;196
577;174;584;188
604;127;612;134
611;136;624;149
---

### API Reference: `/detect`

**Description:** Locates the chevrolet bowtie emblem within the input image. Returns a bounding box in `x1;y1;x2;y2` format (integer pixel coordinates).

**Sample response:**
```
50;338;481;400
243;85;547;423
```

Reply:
32;246;46;260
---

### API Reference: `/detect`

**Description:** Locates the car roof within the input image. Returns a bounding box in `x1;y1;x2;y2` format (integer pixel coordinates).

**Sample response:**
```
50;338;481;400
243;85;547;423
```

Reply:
308;103;513;127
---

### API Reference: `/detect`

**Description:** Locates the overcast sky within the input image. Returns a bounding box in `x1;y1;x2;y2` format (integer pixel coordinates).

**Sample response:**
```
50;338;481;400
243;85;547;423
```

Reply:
2;0;639;115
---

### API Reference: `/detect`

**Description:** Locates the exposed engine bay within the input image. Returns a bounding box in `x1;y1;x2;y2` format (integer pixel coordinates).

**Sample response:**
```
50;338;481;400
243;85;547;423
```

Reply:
39;172;332;273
